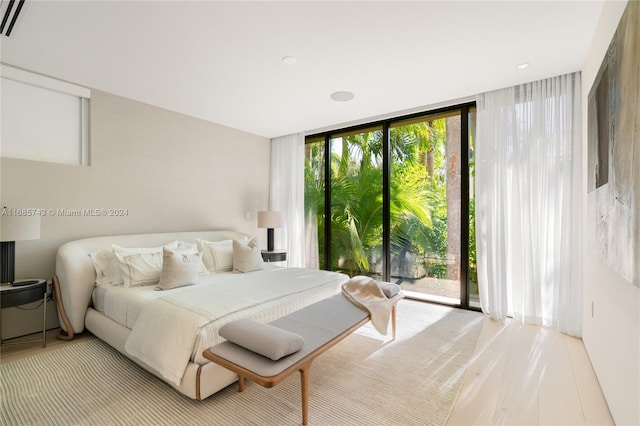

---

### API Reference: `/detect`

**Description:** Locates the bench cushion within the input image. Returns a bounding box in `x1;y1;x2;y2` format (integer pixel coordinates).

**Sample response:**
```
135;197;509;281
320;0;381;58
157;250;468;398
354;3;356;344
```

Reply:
219;318;304;361
209;294;368;377
379;282;400;298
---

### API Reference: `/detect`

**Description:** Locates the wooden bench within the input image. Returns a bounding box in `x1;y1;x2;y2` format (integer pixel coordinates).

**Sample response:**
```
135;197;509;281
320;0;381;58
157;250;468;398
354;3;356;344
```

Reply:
202;292;403;425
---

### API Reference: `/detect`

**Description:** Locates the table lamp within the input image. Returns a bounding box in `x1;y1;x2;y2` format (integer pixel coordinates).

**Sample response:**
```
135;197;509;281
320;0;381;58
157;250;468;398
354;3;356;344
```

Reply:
0;213;41;286
257;211;285;252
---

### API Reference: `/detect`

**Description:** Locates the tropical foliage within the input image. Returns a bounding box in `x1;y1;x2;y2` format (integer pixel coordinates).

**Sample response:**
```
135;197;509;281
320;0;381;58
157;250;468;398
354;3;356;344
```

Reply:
305;114;478;293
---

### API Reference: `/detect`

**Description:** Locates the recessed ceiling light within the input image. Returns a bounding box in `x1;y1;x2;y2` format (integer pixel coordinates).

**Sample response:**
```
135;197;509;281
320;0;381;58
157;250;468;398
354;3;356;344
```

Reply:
330;91;355;102
516;62;529;70
282;56;297;65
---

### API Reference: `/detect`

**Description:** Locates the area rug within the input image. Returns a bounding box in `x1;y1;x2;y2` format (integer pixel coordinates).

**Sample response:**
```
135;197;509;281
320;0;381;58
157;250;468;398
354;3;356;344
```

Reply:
1;300;483;425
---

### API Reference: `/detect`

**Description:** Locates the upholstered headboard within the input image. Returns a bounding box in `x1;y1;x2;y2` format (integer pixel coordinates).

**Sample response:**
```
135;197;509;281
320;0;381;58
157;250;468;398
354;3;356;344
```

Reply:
55;230;250;334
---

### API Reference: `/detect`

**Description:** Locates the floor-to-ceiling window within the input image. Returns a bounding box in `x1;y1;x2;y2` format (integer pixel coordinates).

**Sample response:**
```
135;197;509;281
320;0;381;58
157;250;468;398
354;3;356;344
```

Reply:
328;127;384;277
304;135;326;270
305;102;477;309
389;110;463;304
467;106;480;308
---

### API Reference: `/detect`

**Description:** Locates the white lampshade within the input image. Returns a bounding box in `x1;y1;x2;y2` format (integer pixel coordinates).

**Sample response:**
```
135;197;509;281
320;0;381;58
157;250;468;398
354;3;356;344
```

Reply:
257;211;285;229
0;214;41;242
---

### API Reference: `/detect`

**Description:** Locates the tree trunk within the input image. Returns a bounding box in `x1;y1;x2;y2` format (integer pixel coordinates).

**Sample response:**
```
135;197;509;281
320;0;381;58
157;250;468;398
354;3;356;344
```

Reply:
425;122;435;184
445;116;461;281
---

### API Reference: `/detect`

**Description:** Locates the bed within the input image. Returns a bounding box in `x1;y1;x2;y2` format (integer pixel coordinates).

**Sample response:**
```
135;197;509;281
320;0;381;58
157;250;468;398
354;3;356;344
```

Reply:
54;230;349;400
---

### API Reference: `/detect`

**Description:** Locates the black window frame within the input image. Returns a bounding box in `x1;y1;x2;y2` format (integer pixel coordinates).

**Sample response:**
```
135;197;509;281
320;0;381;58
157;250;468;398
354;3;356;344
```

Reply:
306;101;477;310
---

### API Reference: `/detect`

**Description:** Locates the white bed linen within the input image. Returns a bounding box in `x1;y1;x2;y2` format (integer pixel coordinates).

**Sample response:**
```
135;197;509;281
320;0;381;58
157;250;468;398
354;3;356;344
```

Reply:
93;284;166;328
93;267;347;386
93;267;289;328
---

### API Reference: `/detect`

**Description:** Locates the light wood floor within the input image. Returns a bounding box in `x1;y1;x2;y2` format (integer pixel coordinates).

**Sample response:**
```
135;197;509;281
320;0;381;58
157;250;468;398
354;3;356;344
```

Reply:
448;317;614;425
2;318;614;425
0;328;94;365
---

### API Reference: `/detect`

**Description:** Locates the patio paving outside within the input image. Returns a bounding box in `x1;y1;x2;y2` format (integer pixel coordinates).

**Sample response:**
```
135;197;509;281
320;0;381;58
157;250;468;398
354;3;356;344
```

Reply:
394;276;481;308
395;276;460;298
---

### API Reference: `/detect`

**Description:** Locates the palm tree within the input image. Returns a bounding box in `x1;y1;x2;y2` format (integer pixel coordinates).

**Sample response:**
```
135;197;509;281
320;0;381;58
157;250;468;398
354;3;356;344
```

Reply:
305;128;437;277
329;131;383;275
305;114;470;290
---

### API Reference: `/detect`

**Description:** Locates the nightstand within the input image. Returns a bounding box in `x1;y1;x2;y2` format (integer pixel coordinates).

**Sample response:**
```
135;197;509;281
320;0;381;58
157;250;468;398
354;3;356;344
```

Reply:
0;278;48;347
261;250;287;263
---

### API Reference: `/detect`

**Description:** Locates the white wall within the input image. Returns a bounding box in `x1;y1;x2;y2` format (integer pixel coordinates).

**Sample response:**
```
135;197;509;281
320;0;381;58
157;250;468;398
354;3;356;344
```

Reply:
1;90;270;338
581;1;639;425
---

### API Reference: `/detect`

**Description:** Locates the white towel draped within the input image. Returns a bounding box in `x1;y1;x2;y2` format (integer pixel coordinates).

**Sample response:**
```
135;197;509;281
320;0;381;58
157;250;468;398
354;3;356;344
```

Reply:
341;275;392;335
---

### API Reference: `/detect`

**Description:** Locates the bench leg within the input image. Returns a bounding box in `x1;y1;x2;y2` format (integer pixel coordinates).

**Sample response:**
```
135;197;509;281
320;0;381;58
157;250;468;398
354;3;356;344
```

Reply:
238;375;245;392
299;365;311;425
391;304;397;341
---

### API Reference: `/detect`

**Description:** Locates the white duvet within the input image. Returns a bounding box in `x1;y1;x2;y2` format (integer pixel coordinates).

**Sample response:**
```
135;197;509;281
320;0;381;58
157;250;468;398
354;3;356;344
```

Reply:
118;267;348;386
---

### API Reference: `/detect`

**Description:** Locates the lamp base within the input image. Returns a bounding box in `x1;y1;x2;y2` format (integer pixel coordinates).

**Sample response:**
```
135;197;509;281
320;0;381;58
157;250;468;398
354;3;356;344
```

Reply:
267;228;274;252
0;241;16;285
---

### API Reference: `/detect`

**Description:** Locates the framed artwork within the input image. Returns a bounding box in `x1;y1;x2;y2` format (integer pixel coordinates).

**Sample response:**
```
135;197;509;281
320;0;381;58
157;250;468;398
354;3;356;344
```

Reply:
587;0;639;285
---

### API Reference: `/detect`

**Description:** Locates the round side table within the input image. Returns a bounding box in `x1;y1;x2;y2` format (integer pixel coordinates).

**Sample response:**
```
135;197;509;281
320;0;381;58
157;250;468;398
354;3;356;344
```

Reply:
0;278;48;347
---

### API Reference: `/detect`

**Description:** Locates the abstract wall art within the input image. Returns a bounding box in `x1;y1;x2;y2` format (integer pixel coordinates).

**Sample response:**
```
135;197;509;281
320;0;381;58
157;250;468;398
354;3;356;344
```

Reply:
587;0;639;286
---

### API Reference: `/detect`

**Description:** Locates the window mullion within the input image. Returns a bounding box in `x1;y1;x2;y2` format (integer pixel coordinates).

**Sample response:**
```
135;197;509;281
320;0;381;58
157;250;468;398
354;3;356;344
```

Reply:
324;134;331;271
382;123;391;282
460;105;470;309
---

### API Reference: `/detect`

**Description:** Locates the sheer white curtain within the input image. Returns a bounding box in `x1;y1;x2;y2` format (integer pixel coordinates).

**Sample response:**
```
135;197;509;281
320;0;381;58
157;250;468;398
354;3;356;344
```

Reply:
475;72;582;336
270;133;305;267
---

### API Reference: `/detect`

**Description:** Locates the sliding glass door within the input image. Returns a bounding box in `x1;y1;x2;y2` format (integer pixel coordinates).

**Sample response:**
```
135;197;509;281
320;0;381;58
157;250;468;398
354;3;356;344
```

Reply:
304;137;326;270
305;103;477;309
329;127;384;277
468;106;480;308
389;111;462;303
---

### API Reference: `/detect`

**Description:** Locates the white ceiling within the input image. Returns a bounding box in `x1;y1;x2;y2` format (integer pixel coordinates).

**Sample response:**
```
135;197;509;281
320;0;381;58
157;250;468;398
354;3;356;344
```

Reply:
0;1;606;138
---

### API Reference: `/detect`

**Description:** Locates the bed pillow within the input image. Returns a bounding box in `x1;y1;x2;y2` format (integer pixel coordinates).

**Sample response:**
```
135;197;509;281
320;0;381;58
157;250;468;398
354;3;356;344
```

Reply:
157;247;201;290
113;242;178;287
175;241;209;274
89;249;120;286
197;239;234;272
176;241;198;252
232;237;264;273
219;318;304;361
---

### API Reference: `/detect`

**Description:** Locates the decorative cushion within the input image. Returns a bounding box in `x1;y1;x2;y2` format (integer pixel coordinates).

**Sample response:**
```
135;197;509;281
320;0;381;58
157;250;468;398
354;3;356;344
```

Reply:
219;318;304;361
112;242;178;287
232;237;264;273
156;247;201;290
197;239;234;272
